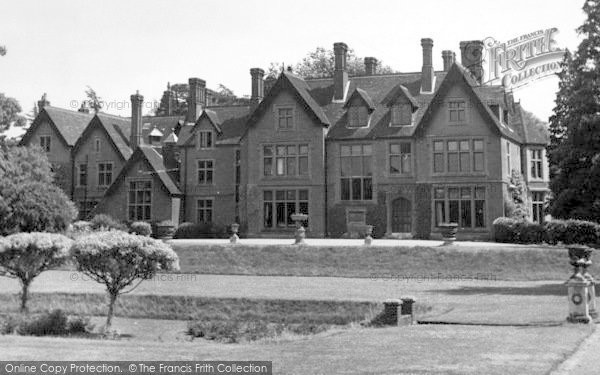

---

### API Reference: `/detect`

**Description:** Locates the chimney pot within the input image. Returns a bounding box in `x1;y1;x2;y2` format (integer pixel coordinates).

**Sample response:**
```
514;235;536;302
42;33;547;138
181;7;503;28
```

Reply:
333;42;349;101
364;57;378;76
130;91;144;149
187;77;206;123
442;50;455;71
250;68;265;108
420;38;435;93
37;93;50;110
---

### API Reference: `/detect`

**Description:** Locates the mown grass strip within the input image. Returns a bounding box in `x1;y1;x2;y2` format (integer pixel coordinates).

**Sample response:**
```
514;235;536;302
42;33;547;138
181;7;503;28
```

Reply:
171;243;587;281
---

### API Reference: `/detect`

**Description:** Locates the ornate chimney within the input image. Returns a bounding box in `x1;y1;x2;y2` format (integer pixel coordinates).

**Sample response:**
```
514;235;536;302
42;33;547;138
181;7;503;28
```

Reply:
250;68;265;109
421;38;434;93
187;78;206;123
333;42;348;101
130;91;143;149
364;57;378;76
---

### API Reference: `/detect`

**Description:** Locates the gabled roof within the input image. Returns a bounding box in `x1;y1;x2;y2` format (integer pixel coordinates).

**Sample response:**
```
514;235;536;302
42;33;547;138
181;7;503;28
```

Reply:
414;63;523;143
20;106;93;147
307;71;446;140
95;113;133;160
245;71;330;133
177;105;250;147
344;88;375;112
141;115;185;142
103;145;182;198
381;84;419;110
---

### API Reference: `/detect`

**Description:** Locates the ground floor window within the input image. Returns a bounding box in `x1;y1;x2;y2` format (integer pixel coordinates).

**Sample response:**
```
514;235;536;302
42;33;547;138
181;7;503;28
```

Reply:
263;189;308;229
531;191;546;224
434;186;486;228
197;198;213;223
78;200;98;220
128;180;151;221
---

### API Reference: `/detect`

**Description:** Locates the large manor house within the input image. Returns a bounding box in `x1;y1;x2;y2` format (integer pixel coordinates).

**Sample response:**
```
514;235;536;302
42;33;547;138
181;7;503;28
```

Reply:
20;39;550;239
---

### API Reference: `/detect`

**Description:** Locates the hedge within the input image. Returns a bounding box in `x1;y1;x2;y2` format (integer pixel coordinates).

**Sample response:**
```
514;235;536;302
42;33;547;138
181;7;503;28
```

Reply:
493;217;600;246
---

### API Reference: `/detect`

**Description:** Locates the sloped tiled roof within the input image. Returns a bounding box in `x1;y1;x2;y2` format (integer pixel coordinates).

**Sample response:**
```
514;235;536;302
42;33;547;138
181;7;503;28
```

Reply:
177;105;250;146
95;113;133;160
103;145;182;198
21;106;93;147
344;88;375;111
516;104;549;145
307;71;446;140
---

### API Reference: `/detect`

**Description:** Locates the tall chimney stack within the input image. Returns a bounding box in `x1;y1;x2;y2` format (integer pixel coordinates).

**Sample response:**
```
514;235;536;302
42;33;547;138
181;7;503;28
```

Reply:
37;93;50;110
130;91;143;149
421;38;434;93
333;42;348;101
364;57;378;76
442;50;455;71
187;77;206;123
250;68;265;108
459;40;484;84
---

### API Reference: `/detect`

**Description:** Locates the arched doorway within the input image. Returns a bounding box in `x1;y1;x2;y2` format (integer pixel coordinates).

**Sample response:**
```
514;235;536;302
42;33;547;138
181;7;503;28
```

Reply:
392;197;412;233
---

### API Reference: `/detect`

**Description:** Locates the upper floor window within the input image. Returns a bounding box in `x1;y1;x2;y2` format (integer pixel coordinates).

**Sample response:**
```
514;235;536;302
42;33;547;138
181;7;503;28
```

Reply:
448;100;466;123
340;144;372;201
263;144;308;177
391;104;412;126
94;138;101;153
40;136;51;152
277;107;294;130
128;180;151;221
530;149;543;179
197;160;214;184
433;139;485;174
389;142;412;175
98;162;113;187
347;106;369;128
78;164;88;187
198;131;213;149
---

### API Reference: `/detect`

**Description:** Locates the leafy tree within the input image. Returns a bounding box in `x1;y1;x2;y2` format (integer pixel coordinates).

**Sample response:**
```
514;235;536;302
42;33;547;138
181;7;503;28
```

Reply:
547;0;600;221
71;231;179;331
0;93;26;132
85;86;103;113
0;145;77;235
0;232;72;311
267;46;395;79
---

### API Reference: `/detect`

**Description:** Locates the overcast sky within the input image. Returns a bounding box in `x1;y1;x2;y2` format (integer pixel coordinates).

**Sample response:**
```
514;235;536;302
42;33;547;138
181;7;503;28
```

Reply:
0;0;586;121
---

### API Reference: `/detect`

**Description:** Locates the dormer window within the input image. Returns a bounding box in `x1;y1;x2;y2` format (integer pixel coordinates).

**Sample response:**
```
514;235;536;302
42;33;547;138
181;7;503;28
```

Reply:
391;103;412;126
348;106;369;128
149;128;163;146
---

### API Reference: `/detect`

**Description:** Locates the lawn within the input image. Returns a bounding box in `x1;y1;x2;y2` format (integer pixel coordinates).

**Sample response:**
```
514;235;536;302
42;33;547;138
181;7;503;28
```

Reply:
0;322;593;375
170;242;590;281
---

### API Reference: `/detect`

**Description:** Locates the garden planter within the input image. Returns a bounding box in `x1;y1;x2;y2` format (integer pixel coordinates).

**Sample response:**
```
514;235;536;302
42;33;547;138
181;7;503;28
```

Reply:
155;221;175;240
439;223;458;243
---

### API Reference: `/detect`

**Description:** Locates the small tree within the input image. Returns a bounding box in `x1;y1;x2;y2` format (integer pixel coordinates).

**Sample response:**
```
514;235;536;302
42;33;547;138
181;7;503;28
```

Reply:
71;231;179;331
0;233;72;312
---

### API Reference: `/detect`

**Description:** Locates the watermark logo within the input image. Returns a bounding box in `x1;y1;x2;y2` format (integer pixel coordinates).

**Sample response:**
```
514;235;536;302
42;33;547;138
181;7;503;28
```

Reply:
483;28;565;89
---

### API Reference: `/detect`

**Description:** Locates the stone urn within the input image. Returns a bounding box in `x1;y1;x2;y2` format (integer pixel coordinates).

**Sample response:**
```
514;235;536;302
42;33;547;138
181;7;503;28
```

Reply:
155;220;175;240
566;245;597;321
290;213;308;245
364;225;374;245
439;222;458;244
230;223;240;244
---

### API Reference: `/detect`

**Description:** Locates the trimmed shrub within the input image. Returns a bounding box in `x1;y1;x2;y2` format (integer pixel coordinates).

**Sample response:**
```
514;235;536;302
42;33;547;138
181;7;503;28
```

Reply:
0;232;72;311
492;217;517;243
544;220;568;245
90;214;127;232
17;309;68;336
173;222;229;239
66;315;94;334
564;220;598;245
515;221;545;244
130;221;152;237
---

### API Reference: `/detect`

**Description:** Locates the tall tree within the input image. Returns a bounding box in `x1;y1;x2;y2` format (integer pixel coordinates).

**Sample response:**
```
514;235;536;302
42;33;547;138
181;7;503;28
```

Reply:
547;0;600;220
267;46;395;79
0;93;26;132
85;86;103;113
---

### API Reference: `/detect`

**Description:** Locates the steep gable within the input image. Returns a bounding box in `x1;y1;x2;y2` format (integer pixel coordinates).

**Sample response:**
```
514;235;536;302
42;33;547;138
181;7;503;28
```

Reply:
21;107;93;147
